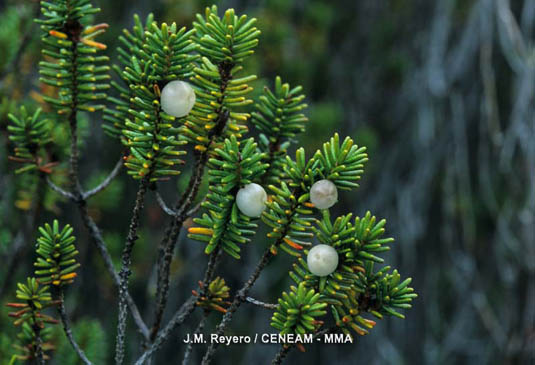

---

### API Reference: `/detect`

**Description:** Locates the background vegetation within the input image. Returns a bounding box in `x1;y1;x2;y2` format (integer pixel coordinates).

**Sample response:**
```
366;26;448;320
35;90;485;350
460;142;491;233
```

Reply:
0;0;533;364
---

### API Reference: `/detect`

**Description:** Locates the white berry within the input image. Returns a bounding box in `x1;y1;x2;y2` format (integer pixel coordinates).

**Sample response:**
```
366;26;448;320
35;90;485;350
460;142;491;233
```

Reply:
307;244;339;277
160;80;196;118
236;183;267;217
310;179;338;209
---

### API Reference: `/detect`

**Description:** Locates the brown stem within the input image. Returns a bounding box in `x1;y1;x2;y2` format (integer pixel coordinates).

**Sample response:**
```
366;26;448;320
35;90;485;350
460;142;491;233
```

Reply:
59;15;150;357
67;33;82;200
135;295;198;365
83;157;123;199
115;177;150;365
150;151;208;340
200;246;223;298
76;199;150;339
30;303;44;365
201;247;276;364
137;247;223;364
271;345;292;365
245;296;278;310
271;327;336;365
148;60;234;349
54;288;92;365
150;110;230;340
182;311;209;365
200;189;302;364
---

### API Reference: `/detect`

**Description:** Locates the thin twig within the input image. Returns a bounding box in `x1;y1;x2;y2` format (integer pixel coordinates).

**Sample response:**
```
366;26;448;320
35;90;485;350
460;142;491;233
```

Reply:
154;190;206;218
201;247;275;364
245;297;278;310
200;247;223;297
116;178;150;365
32;319;45;365
67;38;82;200
46;176;76;200
187;197;205;216
30;292;46;365
155;190;177;216
47;168;149;338
83;157;123;199
150;92;231;341
44;41;148;340
78;201;150;339
182;312;209;365
47;157;123;201
150;151;209;340
55;289;92;365
135;295;198;365
138;248;223;363
201;189;301;364
57;14;150;351
177;249;222;364
271;327;336;365
271;345;292;365
155;190;205;217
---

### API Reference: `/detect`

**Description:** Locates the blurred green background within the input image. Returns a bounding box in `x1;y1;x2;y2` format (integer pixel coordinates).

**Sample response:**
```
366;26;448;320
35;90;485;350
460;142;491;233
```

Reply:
0;0;533;364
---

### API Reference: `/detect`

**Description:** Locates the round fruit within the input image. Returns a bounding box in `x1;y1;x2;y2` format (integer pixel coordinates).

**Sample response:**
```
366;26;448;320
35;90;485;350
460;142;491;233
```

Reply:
160;80;196;117
236;183;268;217
310;179;338;209
307;244;339;277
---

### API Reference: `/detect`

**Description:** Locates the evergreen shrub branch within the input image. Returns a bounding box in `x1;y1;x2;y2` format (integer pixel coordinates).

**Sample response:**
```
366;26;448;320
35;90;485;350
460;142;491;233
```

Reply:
7;107;56;174
252;76;308;185
6;278;59;364
151;6;261;340
36;0;152;343
3;1;417;364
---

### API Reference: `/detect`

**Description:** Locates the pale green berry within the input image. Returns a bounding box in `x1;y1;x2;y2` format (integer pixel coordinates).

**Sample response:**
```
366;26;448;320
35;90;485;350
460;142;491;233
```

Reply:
160;80;196;117
236;183;267;217
310;179;338;209
307;244;339;277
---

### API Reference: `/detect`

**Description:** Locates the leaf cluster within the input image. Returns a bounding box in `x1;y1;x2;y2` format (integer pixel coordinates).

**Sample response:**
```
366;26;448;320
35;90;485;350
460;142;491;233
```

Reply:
36;0;110;114
5;220;80;361
34;220;80;286
188;136;268;258
271;282;327;335
104;6;261;182
313;133;368;190
193;277;231;313
353;263;418;320
252;76;308;184
105;15;197;181
194;7;260;64
180;6;259;152
285;211;416;336
261;134;367;257
5;278;58;361
5;0;420;357
103;13;153;138
7;107;55;174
